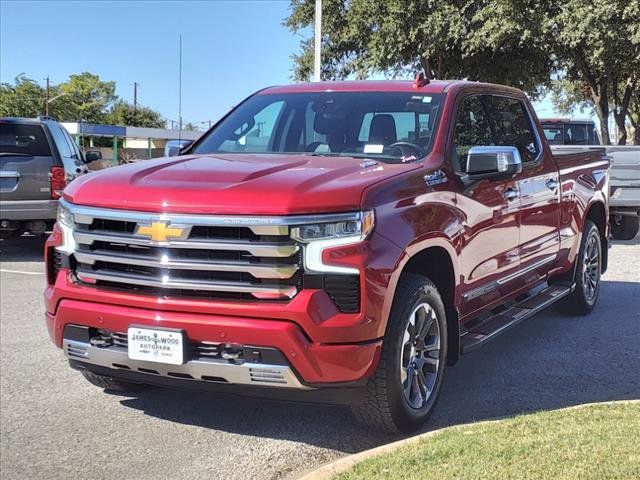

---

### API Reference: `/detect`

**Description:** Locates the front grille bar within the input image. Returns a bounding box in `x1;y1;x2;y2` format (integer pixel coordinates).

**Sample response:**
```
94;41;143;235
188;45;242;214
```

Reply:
74;250;298;279
73;231;299;258
76;268;298;299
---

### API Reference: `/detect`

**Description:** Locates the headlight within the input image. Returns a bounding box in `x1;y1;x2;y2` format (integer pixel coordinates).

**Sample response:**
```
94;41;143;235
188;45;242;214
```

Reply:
291;211;375;243
57;204;74;227
56;203;76;254
292;211;374;274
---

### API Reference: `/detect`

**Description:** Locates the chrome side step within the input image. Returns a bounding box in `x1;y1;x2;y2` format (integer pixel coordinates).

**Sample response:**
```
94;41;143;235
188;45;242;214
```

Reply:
461;283;573;353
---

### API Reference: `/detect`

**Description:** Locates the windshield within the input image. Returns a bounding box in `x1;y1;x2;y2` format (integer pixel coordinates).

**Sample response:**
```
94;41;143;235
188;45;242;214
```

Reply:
193;91;444;163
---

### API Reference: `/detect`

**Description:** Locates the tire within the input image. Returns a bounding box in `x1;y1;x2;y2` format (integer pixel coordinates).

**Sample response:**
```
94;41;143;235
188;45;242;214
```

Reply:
557;220;602;315
611;215;639;241
351;274;448;433
81;370;145;392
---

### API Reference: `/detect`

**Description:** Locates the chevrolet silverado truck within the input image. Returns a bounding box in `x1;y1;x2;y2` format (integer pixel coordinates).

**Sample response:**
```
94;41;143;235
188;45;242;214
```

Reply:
44;80;610;432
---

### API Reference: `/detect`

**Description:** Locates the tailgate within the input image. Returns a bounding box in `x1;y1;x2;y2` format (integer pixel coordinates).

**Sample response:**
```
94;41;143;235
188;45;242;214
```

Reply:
0;123;58;201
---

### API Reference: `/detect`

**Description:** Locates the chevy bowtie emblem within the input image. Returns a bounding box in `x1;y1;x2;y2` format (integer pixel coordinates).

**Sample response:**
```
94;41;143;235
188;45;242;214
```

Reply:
135;221;188;242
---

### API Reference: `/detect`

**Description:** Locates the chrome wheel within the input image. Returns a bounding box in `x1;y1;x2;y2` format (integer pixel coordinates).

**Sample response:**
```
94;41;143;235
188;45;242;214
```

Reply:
582;233;600;303
400;303;441;410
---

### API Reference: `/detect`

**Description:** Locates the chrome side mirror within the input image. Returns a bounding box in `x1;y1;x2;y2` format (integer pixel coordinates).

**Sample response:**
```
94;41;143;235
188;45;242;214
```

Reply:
465;146;523;181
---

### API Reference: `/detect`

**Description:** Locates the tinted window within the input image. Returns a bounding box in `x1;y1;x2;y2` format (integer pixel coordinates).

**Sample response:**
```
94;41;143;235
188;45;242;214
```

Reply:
451;96;494;171
543;126;565;144
484;96;540;162
194;92;444;163
0;123;52;157
47;122;73;157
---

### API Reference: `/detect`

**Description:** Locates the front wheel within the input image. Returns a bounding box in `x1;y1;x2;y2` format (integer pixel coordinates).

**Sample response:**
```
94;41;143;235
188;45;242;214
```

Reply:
351;274;447;433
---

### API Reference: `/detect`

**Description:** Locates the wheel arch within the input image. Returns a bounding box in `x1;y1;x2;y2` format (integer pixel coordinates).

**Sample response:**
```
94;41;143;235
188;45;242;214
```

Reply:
385;239;461;366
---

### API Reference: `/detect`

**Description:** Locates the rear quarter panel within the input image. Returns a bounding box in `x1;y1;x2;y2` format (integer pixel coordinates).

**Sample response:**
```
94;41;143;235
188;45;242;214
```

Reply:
549;149;609;276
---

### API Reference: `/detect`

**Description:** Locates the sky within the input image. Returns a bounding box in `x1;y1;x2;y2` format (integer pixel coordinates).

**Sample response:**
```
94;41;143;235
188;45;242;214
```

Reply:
0;0;571;128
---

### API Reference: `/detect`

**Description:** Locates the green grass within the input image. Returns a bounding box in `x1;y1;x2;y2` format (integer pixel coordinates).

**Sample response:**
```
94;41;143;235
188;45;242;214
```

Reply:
337;402;640;480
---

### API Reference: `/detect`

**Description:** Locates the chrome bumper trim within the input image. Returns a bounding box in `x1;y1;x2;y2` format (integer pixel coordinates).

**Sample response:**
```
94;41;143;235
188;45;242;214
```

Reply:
73;231;299;258
76;268;298;299
63;339;310;390
74;250;298;279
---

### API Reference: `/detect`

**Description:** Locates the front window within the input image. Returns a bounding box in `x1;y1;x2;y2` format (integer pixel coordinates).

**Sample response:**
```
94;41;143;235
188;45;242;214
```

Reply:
194;92;444;163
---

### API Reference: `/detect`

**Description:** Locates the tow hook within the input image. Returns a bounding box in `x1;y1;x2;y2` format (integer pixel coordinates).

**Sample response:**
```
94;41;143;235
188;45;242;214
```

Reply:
221;343;244;363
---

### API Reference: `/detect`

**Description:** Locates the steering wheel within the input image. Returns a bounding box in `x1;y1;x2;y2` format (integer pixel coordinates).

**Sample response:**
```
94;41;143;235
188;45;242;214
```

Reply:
388;141;423;157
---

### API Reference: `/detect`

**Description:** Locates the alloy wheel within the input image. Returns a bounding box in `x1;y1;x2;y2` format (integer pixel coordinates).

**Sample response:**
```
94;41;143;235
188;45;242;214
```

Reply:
582;233;600;303
400;303;441;410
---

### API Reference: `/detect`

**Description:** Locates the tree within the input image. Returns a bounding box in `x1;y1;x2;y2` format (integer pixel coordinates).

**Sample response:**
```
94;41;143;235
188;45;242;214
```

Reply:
0;74;45;117
284;0;553;96
58;72;117;123
549;0;640;144
107;100;166;128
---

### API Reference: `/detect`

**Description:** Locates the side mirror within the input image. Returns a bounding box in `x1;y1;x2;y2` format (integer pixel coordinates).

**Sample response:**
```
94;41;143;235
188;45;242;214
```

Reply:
84;150;102;163
465;146;522;181
178;140;194;155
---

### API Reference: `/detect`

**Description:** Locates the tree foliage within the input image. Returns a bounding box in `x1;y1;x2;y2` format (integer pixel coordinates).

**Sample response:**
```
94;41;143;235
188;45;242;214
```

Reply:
0;72;166;128
285;0;640;143
107;100;166;128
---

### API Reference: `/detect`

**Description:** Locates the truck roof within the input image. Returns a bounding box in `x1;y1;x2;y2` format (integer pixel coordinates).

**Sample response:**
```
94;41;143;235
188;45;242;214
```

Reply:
261;79;522;95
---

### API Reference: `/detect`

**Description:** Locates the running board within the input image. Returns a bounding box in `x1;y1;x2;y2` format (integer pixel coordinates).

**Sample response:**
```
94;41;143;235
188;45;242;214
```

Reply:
461;284;573;353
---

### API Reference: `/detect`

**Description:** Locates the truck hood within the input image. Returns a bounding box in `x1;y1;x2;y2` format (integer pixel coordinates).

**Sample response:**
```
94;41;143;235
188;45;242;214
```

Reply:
64;153;419;214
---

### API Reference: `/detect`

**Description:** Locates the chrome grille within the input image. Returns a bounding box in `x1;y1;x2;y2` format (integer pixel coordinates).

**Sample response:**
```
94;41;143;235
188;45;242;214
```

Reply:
66;203;302;301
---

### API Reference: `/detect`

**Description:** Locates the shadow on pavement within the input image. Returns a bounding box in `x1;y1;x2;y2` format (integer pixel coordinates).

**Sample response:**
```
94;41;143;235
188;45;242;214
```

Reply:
0;235;46;262
115;279;640;452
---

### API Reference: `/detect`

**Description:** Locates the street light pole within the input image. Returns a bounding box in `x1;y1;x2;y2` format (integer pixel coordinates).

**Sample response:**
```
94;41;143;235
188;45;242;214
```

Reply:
313;0;322;82
45;76;50;115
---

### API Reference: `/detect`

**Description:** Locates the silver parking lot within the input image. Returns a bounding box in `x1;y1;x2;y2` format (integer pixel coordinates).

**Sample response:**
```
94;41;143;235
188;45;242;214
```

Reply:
1;236;639;480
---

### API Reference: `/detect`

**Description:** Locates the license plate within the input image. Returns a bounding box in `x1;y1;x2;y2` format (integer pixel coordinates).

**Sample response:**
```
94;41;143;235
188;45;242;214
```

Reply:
127;326;184;365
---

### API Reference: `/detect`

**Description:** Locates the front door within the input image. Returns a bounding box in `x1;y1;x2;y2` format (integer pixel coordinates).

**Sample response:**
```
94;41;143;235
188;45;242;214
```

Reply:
449;95;522;318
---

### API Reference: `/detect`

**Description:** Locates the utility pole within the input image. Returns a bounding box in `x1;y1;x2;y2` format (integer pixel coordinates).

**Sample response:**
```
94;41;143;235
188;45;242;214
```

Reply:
313;0;322;82
45;76;50;115
133;82;138;113
178;34;183;139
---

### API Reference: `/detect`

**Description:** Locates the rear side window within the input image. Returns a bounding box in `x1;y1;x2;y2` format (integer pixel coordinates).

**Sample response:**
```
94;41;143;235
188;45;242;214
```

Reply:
484;96;540;162
0;123;52;156
47;122;73;158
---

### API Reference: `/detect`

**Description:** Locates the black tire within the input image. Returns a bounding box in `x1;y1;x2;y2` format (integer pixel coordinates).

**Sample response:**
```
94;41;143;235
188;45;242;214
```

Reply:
611;215;639;241
557;220;602;315
351;274;447;433
81;370;145;392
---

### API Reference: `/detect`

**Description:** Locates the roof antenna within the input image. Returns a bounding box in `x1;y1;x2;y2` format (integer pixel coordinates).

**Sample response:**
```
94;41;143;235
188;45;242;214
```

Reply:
413;71;430;88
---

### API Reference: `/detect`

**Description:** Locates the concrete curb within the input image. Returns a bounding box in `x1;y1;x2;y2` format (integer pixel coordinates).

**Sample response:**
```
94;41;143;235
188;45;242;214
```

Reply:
294;400;640;480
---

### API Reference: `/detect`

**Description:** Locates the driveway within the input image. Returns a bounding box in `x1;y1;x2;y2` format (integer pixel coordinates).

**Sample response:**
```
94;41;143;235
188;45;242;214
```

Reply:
1;236;638;480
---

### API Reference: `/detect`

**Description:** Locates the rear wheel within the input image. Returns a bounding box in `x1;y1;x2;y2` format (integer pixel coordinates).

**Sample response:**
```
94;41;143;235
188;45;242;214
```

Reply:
81;370;146;392
557;220;601;315
611;215;639;241
351;274;447;433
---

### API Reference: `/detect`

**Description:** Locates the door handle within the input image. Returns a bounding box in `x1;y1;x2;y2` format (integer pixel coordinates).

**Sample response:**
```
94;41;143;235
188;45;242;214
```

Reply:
503;188;519;201
546;179;559;191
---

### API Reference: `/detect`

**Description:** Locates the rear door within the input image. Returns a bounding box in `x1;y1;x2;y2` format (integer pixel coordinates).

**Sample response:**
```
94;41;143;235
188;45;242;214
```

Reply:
485;96;560;293
0;121;58;201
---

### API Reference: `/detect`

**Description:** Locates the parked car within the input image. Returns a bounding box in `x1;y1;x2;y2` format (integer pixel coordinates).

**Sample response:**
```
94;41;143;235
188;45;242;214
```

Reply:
552;145;640;240
0;116;101;237
541;118;601;145
45;80;610;432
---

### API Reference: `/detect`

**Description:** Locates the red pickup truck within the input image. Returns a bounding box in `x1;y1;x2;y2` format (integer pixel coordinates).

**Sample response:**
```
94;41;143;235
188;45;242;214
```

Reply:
44;80;610;432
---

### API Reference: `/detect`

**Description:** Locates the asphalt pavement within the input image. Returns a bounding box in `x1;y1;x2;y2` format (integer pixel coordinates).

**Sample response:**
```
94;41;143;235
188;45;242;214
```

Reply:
1;235;638;480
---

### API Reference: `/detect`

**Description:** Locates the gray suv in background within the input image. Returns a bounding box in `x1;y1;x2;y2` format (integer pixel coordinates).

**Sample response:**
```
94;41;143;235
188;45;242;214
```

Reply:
0;116;99;238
